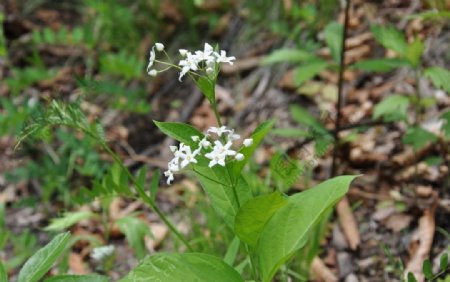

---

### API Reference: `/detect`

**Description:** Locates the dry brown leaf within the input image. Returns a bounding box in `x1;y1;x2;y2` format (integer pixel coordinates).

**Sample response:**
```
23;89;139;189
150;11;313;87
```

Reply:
405;193;438;282
145;223;169;252
337;197;360;250
69;252;89;274
384;213;412;233
311;256;338;282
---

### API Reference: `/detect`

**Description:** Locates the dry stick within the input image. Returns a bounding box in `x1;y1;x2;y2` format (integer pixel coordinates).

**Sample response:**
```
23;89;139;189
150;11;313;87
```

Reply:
331;0;361;252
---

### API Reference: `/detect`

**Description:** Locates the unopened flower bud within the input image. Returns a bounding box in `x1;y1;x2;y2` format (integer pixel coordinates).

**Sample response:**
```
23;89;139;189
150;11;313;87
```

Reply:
243;138;253;147
148;69;157;77
155;43;165;51
235;153;244;161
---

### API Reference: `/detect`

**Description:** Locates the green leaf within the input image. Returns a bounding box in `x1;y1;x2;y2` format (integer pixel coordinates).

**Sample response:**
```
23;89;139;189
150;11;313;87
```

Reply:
293;60;328;86
0;260;7;282
405;37;424;67
116;216;152;260
223;236;240;266
154;121;204;147
403;126;437;151
371;24;407;54
195;167;252;228
18;232;71;282
422;259;433;280
44;211;95;232
255;176;357;282
289;105;328;135
373;94;410;122
270;152;302;191
231;120;275;180
440;252;448;272
261;49;315;65
324;21;343;63
195;77;215;101
441;111;450;138
235;192;288;248
271;128;311;138
424;67;450;93
351;58;410;72
44;274;109;282
119;253;244;282
407;272;418;282
150;169;160;202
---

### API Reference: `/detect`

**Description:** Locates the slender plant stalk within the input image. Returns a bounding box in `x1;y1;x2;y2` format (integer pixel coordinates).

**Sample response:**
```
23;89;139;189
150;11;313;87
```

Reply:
331;0;351;177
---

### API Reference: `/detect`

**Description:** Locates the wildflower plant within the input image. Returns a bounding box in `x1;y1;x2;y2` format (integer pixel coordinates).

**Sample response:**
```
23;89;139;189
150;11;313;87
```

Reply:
13;42;357;282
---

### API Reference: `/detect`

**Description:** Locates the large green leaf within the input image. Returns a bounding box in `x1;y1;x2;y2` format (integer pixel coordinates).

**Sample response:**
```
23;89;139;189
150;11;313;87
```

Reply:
44;211;95;232
324;21;343;64
18;232;71;282
293;60;328;86
195;166;252;228
154;121;204;147
351;58;410;73
261;49;315;65
235;192;287;248
424;66;450;94
44;274;109;282
255;176;357;282
371;24;407;54
373;94;410;122
231;120;275;180
119;253;244;282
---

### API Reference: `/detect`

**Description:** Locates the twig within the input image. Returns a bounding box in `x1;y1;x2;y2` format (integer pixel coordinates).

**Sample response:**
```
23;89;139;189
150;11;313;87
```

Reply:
331;0;351;177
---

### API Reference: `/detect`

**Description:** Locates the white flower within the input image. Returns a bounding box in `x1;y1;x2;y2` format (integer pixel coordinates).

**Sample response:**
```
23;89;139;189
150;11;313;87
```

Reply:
191;136;200;142
243;138;253;147
169;145;178;153
199;138;211;148
214;50;236;65
164;170;174;185
148;69;157;77
195;43;215;63
177;144;198;168
155;43;164;51
227;130;240;141
205;150;226;167
207;126;230;137
179;49;188;56
235;153;244;161
178;52;200;81
146;47;156;73
91;245;115;261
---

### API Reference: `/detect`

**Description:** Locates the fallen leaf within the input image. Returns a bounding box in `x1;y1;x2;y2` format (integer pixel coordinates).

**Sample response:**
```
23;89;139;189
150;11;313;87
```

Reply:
337;197;360;250
311;256;338;282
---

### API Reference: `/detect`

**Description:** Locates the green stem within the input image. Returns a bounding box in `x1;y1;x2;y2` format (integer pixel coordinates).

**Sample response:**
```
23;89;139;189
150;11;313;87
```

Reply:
101;143;193;251
211;100;223;127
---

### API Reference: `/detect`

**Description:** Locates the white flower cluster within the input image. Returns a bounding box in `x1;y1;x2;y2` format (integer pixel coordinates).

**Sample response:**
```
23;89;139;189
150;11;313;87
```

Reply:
147;42;236;81
164;126;253;185
91;245;115;261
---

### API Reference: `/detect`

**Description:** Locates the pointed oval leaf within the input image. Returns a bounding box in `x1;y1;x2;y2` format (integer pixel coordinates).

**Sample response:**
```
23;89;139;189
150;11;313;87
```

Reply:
235;192;288;247
195;77;215;101
324;22;343;64
18;232;71;282
44;211;95;232
440;252;448;272
422;259;433;280
119;253;244;282
154;121;204;147
255;176;358;282
424;66;450;93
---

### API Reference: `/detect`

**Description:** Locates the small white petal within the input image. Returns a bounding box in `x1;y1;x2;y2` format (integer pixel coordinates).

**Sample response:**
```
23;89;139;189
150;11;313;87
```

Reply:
235;153;244;161
148;69;157;77
191;136;200;142
170;146;178;152
179;49;188;56
155;43;165;51
243;138;253;147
